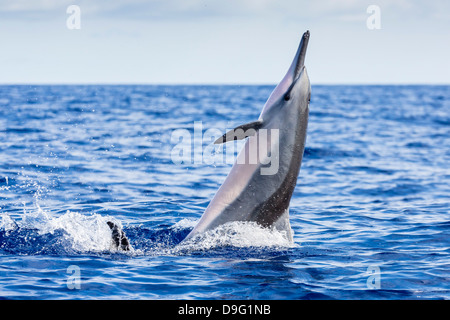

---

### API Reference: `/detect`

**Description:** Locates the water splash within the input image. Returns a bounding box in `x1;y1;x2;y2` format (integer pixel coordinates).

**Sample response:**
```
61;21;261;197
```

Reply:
175;221;295;252
0;214;18;234
0;203;130;255
1;208;295;256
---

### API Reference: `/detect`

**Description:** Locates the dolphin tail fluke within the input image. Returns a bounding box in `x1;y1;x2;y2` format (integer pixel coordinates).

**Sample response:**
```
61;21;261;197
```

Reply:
107;221;131;251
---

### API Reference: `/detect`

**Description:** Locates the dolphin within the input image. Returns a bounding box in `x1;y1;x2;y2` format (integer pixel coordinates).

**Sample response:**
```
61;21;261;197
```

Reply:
184;31;311;242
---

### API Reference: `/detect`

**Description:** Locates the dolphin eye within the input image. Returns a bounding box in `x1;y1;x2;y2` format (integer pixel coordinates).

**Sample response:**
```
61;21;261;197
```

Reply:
284;93;290;101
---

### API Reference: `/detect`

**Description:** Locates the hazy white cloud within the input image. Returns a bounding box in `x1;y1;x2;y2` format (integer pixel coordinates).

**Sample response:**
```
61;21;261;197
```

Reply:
0;0;449;84
2;0;450;22
0;0;68;12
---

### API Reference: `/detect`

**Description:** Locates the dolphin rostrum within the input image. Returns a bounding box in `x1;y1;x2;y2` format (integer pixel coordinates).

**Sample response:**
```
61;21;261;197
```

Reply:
184;31;311;242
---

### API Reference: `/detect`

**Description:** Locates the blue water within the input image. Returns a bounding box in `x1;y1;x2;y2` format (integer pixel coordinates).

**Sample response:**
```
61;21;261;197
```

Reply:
0;85;449;300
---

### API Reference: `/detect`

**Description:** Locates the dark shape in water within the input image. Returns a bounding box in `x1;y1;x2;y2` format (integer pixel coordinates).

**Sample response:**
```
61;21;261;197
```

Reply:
107;221;131;251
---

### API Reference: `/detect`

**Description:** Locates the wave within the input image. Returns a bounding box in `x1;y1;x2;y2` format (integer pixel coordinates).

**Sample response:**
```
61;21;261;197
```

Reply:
0;205;126;255
177;221;294;252
0;205;294;257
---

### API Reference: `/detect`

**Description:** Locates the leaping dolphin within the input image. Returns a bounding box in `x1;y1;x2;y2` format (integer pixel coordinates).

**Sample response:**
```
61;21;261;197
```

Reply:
184;31;311;242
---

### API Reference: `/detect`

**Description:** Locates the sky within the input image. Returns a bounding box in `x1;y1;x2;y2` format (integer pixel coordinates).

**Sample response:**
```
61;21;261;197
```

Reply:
0;0;449;84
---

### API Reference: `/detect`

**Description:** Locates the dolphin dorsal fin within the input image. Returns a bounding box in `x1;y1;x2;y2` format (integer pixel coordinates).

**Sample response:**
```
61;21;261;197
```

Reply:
214;120;263;144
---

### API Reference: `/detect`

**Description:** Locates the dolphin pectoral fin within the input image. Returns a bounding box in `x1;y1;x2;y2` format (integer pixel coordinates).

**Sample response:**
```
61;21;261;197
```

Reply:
214;120;263;144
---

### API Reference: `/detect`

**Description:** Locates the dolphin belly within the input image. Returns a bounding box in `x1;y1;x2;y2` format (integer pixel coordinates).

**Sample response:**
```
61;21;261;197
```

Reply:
186;107;309;240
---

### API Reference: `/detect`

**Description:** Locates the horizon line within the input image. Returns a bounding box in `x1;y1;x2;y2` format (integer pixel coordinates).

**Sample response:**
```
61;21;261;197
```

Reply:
0;82;449;86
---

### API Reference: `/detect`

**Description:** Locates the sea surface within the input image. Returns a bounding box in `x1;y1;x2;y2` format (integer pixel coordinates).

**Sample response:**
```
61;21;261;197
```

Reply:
0;84;449;300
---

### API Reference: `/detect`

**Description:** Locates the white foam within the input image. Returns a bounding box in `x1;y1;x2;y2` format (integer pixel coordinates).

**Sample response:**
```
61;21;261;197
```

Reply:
175;221;296;252
4;200;296;255
46;211;121;252
19;203;129;253
171;218;198;230
0;214;18;233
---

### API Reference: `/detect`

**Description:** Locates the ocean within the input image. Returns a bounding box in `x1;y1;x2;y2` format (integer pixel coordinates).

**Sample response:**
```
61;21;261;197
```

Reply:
0;84;449;299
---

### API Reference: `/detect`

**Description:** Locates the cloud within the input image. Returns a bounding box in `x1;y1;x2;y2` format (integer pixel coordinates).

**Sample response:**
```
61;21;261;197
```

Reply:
0;0;366;21
2;0;450;23
0;0;449;84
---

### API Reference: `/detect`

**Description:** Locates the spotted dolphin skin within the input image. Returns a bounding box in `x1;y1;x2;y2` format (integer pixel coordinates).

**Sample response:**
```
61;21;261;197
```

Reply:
184;31;311;242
